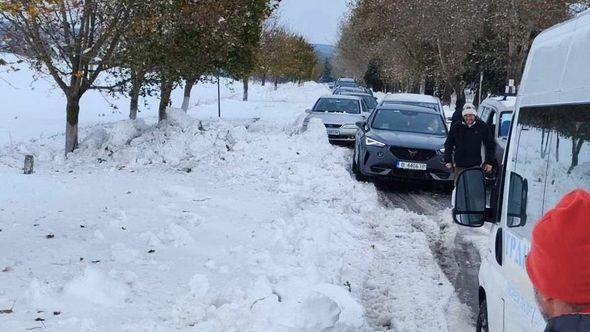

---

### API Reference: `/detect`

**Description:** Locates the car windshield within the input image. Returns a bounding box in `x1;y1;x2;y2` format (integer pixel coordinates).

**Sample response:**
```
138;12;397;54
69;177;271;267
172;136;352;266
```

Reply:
383;101;440;113
313;98;360;114
372;109;446;135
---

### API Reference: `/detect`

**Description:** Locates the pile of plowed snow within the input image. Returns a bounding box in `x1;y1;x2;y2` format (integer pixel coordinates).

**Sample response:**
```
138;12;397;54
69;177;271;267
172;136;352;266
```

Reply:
1;78;471;331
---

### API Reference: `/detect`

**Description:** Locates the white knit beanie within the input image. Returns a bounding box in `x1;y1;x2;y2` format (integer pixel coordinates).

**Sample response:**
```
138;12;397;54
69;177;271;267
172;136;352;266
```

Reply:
462;103;477;117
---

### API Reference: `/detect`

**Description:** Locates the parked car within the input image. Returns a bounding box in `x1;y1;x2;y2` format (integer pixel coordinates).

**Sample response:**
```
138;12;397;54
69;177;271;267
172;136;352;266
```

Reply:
477;96;515;178
380;93;446;123
332;86;366;95
303;95;371;142
352;103;452;184
333;78;358;89
333;90;378;112
453;10;590;332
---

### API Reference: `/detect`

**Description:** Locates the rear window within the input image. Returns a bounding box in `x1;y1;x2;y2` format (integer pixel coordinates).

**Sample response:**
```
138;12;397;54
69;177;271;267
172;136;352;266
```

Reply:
383;101;440;113
336;81;358;88
313;98;360;114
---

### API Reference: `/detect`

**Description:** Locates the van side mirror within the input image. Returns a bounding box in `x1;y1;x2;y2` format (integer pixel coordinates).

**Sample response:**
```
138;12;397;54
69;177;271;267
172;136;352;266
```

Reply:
305;109;311;114
356;121;366;131
507;172;528;227
453;168;487;227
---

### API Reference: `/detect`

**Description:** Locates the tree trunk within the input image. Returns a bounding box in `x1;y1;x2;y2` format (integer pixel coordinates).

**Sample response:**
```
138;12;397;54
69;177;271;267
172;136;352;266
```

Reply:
129;72;142;120
274;78;278;91
243;77;249;101
569;137;585;172
65;95;81;154
419;74;426;94
449;78;465;111
181;77;197;112
441;83;452;105
261;73;266;86
159;80;173;122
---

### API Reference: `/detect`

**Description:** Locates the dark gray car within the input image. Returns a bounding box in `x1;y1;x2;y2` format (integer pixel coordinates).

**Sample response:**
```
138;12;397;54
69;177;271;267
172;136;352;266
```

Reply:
352;104;452;183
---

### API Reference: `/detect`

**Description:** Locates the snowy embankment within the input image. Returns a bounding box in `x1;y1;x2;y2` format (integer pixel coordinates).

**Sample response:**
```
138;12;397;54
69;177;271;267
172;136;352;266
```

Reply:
1;65;471;331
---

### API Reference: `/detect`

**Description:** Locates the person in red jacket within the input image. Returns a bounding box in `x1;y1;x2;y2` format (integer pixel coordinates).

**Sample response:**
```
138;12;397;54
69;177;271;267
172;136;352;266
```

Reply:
526;189;590;332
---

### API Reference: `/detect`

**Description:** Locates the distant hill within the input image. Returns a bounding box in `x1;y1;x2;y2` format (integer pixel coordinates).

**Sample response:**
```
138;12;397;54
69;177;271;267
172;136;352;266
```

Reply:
312;44;336;60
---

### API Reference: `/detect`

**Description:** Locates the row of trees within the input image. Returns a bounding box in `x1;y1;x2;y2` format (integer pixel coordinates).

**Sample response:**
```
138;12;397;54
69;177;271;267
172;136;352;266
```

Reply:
0;0;280;153
255;22;319;90
333;0;589;110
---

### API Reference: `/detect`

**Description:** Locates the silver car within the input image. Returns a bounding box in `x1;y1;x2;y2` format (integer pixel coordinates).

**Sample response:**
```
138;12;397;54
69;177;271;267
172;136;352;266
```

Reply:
303;95;371;142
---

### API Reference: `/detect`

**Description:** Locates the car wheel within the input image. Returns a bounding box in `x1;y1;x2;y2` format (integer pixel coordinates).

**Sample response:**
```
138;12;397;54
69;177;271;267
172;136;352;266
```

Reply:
352;147;368;182
476;297;489;332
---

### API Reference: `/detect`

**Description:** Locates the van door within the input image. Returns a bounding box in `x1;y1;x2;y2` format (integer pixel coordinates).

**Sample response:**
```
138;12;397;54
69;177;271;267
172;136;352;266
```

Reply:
502;106;552;332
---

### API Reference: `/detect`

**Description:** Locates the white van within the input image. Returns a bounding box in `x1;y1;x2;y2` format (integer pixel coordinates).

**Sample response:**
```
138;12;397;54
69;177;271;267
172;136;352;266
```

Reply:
477;96;516;178
452;10;590;332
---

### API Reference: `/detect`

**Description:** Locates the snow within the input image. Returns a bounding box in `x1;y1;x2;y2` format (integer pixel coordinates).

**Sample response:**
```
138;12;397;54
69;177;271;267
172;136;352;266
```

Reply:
0;58;476;331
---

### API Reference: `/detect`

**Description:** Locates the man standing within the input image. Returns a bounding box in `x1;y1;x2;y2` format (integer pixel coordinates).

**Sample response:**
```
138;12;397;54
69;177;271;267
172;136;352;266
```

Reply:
526;189;590;331
444;103;494;180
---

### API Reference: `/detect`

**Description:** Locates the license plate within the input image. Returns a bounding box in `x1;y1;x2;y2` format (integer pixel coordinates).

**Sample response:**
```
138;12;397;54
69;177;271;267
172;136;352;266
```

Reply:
397;161;427;170
327;129;340;135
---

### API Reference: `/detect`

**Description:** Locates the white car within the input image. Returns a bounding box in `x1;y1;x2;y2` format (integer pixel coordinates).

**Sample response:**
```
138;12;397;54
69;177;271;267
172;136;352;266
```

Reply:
303;95;371;142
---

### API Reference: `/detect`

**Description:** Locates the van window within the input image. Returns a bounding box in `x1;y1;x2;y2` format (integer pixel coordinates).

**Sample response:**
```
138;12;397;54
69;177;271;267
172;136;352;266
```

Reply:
487;109;497;137
499;112;513;139
506;107;551;234
507;104;590;234
539;104;590;214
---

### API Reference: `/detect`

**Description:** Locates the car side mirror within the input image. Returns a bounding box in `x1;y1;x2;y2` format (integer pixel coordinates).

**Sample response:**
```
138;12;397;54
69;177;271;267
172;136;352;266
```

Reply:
453;168;488;227
507;172;528;227
305;109;311;114
356;121;366;131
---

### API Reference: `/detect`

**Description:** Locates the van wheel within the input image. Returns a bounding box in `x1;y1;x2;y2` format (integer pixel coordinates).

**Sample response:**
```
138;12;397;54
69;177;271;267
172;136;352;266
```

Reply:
476;297;489;332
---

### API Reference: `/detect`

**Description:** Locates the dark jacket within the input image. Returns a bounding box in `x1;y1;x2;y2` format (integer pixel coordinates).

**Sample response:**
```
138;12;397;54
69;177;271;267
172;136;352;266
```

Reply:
444;118;494;168
545;314;590;332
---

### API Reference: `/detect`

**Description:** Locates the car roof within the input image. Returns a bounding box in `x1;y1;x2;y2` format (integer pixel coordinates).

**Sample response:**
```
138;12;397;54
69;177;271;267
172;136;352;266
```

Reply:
334;87;364;92
339;91;373;97
376;103;440;114
481;96;517;110
382;93;440;104
337;78;355;82
319;95;363;101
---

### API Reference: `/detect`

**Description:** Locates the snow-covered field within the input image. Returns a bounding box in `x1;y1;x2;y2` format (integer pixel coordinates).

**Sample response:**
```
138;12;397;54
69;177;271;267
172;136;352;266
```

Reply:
1;60;476;331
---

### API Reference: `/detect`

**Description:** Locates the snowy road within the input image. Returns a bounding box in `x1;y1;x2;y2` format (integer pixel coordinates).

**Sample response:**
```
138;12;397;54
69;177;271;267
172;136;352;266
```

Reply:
1;64;486;330
375;180;481;323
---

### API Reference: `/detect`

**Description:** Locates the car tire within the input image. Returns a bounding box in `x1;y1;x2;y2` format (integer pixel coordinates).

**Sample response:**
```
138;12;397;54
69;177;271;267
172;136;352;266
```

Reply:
476;297;489;332
352;147;368;182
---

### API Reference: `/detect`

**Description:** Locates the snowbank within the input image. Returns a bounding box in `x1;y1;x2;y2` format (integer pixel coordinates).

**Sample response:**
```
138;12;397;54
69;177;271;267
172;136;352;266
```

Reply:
0;61;471;330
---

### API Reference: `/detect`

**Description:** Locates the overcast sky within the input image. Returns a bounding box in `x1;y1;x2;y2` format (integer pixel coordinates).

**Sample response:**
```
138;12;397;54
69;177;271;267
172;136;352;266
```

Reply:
277;0;350;45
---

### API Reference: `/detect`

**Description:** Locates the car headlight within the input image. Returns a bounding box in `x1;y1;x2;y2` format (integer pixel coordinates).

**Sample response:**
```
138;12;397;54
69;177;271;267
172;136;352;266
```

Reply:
340;124;357;130
438;147;445;154
365;136;386;147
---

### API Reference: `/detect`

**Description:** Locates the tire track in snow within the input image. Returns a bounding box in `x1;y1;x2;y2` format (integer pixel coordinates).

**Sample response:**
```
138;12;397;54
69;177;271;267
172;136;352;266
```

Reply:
373;180;481;325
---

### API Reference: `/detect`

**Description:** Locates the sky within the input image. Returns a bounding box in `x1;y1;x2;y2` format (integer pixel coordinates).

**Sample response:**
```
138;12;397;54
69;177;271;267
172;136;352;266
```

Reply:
277;0;351;46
